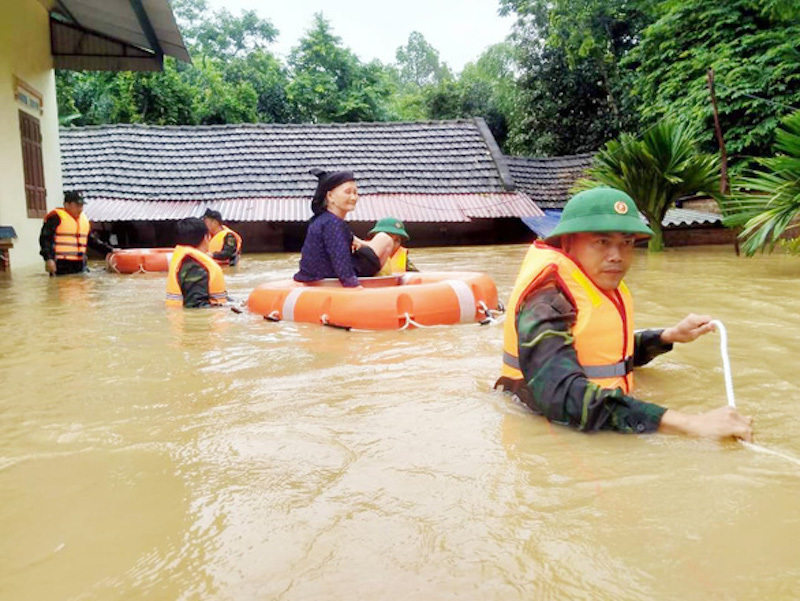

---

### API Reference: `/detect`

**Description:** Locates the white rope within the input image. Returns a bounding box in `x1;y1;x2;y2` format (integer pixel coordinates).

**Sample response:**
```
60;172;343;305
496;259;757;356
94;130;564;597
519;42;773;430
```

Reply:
710;320;736;408
106;254;121;273
710;319;800;467
478;300;506;326
479;300;505;318
399;312;428;330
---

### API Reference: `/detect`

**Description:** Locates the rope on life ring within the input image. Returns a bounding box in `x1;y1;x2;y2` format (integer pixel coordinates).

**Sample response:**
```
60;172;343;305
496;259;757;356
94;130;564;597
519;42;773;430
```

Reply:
320;313;352;330
106;254;121;274
264;310;281;322
399;312;428;330
478;300;506;326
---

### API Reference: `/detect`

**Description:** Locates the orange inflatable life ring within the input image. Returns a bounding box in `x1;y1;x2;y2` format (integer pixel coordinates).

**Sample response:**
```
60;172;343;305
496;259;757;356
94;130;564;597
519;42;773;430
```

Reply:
107;248;173;274
247;271;502;330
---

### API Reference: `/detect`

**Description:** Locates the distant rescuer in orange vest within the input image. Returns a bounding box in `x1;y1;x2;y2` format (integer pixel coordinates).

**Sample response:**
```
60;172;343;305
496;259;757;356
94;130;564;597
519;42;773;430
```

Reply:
39;190;115;276
368;217;418;275
203;208;242;266
496;187;753;441
166;218;228;308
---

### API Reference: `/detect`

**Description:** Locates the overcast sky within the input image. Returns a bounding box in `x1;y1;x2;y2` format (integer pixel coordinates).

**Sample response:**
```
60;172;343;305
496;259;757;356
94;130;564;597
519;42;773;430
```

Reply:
204;0;515;73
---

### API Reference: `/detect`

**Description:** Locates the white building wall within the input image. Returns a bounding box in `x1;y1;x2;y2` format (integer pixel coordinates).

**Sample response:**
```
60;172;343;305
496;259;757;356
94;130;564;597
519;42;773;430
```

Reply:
0;0;64;271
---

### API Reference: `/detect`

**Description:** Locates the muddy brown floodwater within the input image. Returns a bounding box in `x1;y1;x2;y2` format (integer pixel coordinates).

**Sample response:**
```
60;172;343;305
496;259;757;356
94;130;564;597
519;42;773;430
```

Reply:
1;244;798;600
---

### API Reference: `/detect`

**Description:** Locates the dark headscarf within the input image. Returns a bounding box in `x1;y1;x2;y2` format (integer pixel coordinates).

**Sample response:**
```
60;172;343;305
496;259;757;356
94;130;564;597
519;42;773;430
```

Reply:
310;168;355;217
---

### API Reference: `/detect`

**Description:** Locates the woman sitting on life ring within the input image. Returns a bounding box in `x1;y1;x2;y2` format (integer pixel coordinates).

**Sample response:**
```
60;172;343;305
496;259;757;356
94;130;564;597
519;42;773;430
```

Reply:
294;169;394;288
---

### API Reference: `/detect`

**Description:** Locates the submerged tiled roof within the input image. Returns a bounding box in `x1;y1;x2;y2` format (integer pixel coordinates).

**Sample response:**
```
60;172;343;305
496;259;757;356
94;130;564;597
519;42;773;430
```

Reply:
505;153;594;208
662;208;722;228
83;193;543;223
526;208;722;238
60;119;514;203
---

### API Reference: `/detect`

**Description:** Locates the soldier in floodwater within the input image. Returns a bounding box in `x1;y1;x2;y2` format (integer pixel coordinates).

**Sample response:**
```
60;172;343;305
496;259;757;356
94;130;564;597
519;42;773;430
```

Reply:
496;187;753;441
39;191;114;276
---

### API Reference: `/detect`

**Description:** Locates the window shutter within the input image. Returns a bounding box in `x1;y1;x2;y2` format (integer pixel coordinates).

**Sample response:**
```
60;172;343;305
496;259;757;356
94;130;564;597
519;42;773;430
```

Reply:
19;110;47;218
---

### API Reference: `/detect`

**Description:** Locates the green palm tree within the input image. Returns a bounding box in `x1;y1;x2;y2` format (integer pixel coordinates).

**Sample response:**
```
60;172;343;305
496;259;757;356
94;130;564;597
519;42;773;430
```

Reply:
721;111;800;256
574;119;722;252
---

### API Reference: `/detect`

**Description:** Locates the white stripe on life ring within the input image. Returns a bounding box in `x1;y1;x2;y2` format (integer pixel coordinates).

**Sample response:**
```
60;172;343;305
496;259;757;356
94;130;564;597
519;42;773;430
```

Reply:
444;279;476;323
282;287;305;321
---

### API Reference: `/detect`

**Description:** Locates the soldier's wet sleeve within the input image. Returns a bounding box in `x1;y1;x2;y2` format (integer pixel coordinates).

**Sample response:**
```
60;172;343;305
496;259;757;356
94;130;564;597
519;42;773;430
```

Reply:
516;285;667;433
39;213;60;260
211;233;238;261
633;329;673;367
178;257;212;308
88;231;115;256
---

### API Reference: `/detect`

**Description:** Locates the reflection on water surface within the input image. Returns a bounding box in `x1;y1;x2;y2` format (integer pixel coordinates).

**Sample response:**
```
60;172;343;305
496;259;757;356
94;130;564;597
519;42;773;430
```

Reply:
1;245;799;600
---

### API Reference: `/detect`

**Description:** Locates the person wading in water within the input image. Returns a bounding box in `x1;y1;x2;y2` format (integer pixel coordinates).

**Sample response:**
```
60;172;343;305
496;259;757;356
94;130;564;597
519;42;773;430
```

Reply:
496;187;753;441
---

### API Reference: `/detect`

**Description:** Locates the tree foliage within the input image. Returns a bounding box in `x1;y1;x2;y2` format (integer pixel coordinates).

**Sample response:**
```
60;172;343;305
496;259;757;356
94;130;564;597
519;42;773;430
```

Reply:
286;13;392;123
172;0;278;60
721;111;800;255
623;0;800;159
56;0;288;125
395;31;452;88
575;120;721;252
55;7;402;127
499;0;654;156
410;43;518;146
504;44;621;156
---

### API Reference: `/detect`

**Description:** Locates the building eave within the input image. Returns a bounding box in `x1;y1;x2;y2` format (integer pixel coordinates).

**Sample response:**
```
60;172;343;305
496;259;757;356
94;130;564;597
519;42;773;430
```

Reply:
49;0;190;72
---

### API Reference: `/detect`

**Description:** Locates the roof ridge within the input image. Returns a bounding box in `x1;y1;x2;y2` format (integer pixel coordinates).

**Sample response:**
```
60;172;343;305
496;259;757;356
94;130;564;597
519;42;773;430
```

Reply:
58;118;480;133
505;152;596;162
473;117;515;191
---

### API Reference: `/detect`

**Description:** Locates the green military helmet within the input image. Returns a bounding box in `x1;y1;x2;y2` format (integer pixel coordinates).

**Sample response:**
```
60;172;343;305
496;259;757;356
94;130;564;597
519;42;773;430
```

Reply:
545;187;654;245
369;216;410;240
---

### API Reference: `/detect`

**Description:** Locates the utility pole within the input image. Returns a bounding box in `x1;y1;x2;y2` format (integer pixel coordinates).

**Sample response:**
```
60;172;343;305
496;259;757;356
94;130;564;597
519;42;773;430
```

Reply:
707;69;729;195
707;69;738;254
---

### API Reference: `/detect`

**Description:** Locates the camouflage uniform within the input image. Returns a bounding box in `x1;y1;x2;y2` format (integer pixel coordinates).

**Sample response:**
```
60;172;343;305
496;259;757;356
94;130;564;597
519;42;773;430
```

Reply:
177;256;218;308
512;281;671;433
211;232;239;266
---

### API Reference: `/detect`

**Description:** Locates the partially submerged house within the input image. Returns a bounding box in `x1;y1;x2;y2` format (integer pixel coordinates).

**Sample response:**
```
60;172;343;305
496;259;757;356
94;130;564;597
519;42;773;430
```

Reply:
0;0;189;271
58;115;734;252
505;153;735;246
506;153;596;212
60;118;544;251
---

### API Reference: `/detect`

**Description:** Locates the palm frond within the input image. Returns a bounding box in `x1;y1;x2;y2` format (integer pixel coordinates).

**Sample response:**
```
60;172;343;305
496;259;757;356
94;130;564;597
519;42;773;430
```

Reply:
574;118;721;251
721;111;800;255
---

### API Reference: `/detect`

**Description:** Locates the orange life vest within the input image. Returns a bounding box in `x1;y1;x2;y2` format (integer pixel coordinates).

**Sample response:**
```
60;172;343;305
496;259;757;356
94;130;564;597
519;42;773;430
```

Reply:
51;208;90;261
166;245;228;307
376;246;408;276
500;240;635;394
208;226;242;265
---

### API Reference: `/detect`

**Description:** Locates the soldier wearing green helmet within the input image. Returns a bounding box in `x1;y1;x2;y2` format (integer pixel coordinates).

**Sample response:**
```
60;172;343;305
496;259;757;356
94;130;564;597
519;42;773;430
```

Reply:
368;217;418;275
496;187;753;441
545;186;656;241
